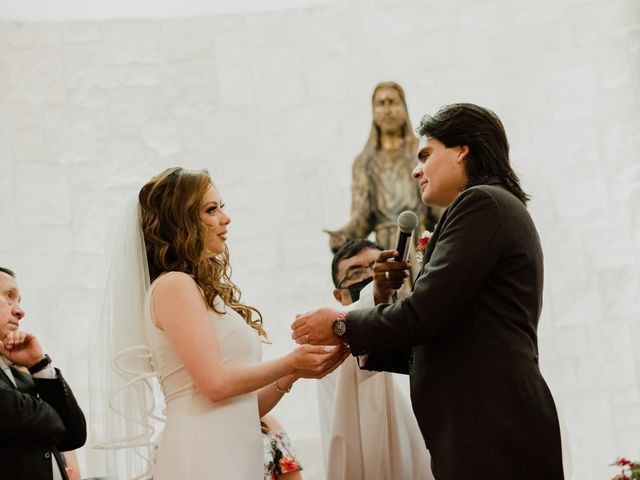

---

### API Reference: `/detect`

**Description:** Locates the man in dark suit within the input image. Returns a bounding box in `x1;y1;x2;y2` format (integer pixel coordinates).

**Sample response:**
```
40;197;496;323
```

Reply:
292;104;564;479
0;267;87;479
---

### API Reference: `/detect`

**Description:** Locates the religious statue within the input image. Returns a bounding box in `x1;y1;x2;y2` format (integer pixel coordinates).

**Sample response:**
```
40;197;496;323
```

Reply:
326;82;441;256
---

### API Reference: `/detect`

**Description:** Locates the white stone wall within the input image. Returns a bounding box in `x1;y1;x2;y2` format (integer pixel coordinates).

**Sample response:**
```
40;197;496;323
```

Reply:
0;0;639;478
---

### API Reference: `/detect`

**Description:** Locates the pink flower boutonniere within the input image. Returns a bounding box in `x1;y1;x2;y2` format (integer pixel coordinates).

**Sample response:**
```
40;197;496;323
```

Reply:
611;457;640;479
416;230;432;263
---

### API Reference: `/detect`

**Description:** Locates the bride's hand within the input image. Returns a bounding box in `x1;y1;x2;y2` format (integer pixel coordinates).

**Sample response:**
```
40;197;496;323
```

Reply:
290;344;349;379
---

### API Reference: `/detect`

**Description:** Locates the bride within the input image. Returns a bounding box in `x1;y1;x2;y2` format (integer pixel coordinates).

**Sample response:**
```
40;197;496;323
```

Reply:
98;167;347;479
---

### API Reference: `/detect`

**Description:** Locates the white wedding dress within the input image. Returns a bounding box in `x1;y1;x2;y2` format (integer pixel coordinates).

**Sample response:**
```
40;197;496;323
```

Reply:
145;272;263;479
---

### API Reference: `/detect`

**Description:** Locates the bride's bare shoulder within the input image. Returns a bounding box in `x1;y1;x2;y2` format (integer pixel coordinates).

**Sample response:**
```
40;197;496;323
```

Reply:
152;272;209;329
153;271;200;297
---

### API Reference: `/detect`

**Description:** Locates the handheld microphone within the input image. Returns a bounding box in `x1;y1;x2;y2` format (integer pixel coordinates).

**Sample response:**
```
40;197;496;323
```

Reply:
394;211;419;262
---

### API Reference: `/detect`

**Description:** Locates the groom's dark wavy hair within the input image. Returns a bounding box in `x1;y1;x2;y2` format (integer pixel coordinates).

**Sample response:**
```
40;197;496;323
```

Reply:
416;103;530;204
139;167;265;337
0;267;15;277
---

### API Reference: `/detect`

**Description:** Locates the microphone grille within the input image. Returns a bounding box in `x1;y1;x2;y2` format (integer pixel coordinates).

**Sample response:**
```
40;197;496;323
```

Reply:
397;210;419;233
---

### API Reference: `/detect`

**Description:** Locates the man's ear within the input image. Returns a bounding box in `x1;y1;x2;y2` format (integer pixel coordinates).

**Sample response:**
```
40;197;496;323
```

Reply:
457;145;470;163
333;289;342;303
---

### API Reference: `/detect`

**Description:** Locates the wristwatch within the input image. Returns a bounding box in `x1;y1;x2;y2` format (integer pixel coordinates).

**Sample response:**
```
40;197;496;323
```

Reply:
28;354;52;375
332;311;347;338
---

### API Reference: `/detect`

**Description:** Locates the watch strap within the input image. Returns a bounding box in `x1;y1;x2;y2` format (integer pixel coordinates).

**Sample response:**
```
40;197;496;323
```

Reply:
28;354;52;375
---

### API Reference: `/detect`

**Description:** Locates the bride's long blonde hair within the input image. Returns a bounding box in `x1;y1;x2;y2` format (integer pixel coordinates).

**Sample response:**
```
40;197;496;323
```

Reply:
139;167;266;337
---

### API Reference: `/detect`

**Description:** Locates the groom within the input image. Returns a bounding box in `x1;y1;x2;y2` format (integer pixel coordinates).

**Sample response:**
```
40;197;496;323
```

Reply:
292;104;564;479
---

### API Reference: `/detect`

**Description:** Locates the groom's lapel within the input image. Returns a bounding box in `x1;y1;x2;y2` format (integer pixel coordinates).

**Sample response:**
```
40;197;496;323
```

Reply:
412;209;448;290
422;227;440;266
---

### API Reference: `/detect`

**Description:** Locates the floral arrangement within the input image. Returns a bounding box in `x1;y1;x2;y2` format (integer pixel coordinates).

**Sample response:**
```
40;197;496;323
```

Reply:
416;230;432;263
611;457;640;480
265;431;303;480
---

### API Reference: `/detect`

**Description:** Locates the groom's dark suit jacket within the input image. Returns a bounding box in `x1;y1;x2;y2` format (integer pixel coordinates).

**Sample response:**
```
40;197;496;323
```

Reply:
0;364;87;480
347;179;564;480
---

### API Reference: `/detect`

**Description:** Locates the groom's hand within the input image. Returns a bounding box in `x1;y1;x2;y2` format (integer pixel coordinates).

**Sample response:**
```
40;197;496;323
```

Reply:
291;308;342;346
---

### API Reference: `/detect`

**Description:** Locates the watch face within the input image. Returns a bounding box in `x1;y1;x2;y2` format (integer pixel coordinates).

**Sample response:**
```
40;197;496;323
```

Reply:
333;319;346;337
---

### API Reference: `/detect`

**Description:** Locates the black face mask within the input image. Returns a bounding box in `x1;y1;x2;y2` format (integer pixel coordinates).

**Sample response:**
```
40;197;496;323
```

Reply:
346;276;374;303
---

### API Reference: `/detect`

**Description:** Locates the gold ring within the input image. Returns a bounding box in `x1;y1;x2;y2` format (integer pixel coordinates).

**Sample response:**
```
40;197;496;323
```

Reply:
385;271;390;280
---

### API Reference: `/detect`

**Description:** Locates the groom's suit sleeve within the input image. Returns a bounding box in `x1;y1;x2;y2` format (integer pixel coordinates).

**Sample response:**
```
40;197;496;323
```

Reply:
345;188;503;355
359;349;412;374
343;283;412;374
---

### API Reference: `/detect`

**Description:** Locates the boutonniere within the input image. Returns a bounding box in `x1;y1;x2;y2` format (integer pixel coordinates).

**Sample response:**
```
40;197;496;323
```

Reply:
416;230;432;263
611;457;640;479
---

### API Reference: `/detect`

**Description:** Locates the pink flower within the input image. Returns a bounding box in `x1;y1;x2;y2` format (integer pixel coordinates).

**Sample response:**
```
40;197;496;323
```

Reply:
611;457;640;480
279;456;299;473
